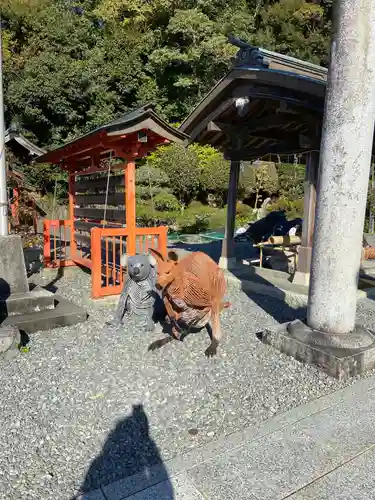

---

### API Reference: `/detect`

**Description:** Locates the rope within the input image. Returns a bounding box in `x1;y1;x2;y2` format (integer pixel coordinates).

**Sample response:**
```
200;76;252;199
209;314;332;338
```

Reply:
102;151;112;227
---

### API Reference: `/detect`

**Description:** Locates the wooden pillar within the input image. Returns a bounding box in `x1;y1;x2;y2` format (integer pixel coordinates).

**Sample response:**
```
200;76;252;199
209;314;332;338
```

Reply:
219;154;241;270
11;188;20;226
126;161;136;255
293;151;319;285
68;173;77;259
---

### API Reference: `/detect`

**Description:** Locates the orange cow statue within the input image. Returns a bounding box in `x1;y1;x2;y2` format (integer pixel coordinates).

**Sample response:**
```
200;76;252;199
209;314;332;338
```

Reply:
148;248;230;357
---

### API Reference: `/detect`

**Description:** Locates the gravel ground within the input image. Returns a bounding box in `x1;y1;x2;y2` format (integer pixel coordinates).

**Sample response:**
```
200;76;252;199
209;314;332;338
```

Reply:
1;268;375;500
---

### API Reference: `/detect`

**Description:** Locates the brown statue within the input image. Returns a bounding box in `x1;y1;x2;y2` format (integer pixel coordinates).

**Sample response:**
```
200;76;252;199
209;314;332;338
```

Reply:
148;248;230;357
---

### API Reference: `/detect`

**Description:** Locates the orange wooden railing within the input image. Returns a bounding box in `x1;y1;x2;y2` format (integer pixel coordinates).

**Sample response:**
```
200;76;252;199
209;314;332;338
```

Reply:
43;219;76;268
90;226;168;298
43;220;168;298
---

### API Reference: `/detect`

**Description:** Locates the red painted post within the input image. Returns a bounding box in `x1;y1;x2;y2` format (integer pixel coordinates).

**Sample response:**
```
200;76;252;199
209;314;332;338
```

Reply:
126;161;136;255
43;220;51;267
91;227;102;298
158;226;168;257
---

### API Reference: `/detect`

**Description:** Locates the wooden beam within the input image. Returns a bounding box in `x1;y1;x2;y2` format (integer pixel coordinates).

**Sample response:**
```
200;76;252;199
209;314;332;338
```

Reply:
74;208;126;222
220;137;242;269
75;193;126;206
209;113;314;136
188;98;236;141
62;146;106;165
224;143;307;161
75;175;125;193
296;151;319;276
232;84;324;113
207;121;223;132
75;220;122;233
41;130;107;164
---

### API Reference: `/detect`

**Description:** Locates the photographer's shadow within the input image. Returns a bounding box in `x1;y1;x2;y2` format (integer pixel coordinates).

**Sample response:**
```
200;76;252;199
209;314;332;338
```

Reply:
79;404;174;499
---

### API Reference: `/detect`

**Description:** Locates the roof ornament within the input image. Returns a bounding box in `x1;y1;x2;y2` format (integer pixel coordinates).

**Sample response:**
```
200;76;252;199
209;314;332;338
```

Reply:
228;34;269;69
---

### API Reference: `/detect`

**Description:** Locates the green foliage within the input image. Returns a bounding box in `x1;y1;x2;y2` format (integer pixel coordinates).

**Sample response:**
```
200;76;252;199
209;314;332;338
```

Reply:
153;192;180;211
270;197;304;219
2;0;334;208
147;143;200;205
2;0;332;152
277;163;305;201
256;0;331;66
136;164;170;200
191;144;230;205
240;162;278;207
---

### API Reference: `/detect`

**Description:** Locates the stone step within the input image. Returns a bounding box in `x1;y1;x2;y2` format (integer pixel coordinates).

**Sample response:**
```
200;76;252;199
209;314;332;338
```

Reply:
1;295;87;333
2;288;55;317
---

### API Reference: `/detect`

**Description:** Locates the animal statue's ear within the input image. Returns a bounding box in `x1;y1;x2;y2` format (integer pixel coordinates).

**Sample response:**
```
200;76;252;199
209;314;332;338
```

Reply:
149;248;165;263
120;253;128;267
167;250;179;262
148;253;157;267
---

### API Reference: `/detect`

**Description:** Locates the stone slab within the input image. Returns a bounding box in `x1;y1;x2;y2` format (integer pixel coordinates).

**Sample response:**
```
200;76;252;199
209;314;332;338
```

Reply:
1;294;87;333
290;446;375;499
102;463;172;500
0;325;20;356
2;289;55;317
122;474;204;500
292;270;310;286
0;235;28;297
225;271;309;302
363;233;375;247
187;385;375;500
76;489;106;500
98;376;375;500
261;321;375;380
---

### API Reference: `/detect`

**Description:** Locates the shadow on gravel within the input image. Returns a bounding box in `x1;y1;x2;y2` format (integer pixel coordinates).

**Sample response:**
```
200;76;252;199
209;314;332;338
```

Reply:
77;404;174;498
44;266;65;293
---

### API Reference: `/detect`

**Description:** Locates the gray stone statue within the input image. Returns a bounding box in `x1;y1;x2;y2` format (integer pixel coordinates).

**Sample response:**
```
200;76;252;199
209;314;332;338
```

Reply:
106;253;164;332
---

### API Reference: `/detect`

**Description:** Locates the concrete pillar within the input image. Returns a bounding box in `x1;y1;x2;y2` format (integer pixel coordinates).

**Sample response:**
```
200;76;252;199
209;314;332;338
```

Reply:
293;151;319;286
307;0;375;334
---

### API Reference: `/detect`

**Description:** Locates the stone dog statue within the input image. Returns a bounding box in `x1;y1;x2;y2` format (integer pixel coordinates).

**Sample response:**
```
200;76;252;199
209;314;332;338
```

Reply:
106;253;164;332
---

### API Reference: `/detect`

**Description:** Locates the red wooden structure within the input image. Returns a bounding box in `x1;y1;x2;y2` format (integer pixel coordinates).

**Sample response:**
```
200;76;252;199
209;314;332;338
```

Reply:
5;126;47;233
37;105;188;298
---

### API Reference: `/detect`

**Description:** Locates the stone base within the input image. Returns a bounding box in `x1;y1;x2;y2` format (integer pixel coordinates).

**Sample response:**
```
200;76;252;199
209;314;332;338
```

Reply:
219;256;236;270
0;235;28;298
293;271;310;286
0;326;20;359
261;319;375;380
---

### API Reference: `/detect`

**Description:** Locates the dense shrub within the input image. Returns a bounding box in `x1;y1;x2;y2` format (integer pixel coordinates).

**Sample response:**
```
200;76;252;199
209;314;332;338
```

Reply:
270;197;304;219
153;192;180;212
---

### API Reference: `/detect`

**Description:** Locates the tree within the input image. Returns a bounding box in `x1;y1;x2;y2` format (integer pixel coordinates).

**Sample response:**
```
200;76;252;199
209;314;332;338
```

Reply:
240;161;278;208
190;144;230;206
254;0;331;66
1;0;334;198
146;144;200;206
135;164;171;201
277;162;305;201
